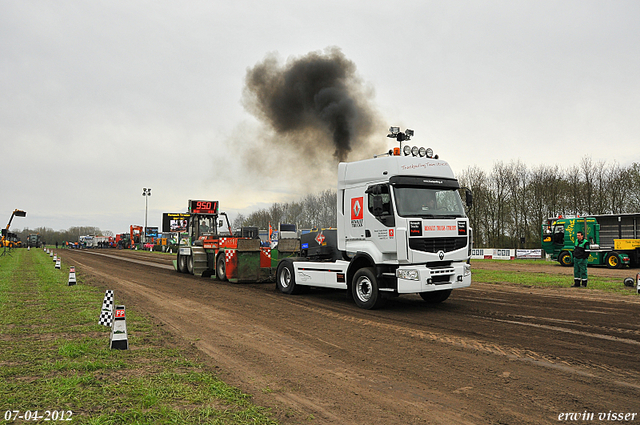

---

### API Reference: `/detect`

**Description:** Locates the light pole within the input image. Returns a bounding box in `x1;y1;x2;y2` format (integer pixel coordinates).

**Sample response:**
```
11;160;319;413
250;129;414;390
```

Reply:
142;188;151;244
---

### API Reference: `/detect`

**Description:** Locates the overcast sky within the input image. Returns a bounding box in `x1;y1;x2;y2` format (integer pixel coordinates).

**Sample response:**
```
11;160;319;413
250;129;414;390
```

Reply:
2;1;639;234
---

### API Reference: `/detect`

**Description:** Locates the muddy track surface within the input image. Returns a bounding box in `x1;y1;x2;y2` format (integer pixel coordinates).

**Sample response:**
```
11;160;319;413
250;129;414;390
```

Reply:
57;249;640;424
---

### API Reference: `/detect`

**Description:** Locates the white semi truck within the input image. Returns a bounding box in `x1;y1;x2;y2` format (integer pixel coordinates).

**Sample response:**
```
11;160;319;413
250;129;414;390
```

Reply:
275;128;473;309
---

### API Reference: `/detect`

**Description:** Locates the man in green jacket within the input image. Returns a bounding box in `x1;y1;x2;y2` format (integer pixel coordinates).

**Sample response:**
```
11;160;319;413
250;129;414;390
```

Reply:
572;231;589;287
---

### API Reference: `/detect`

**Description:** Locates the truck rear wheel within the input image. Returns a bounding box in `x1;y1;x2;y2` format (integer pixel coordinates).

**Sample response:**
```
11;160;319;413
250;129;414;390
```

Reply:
276;260;305;294
606;252;622;269
420;289;452;304
558;251;573;266
216;254;227;281
352;267;386;310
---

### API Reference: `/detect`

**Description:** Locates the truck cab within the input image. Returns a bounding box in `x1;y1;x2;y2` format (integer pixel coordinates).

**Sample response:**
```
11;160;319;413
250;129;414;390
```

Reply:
541;217;598;266
276;129;473;309
337;153;472;305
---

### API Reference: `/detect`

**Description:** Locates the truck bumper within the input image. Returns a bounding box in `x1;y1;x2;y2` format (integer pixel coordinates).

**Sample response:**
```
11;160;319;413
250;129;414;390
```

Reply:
395;263;471;293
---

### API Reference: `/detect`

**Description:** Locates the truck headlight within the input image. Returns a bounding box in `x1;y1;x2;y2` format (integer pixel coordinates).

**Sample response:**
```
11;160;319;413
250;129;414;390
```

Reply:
464;263;471;277
397;269;419;281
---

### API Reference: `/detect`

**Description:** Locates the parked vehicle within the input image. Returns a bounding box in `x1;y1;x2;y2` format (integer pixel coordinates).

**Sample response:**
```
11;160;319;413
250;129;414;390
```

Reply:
541;213;640;268
175;128;473;309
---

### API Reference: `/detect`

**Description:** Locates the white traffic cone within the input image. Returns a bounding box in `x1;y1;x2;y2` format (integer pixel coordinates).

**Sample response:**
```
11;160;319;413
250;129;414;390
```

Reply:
68;266;77;286
55;258;61;269
53;254;57;262
98;290;114;326
109;305;128;350
50;251;53;258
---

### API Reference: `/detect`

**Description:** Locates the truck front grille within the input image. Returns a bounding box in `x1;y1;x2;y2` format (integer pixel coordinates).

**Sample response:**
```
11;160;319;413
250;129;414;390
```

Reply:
409;237;467;253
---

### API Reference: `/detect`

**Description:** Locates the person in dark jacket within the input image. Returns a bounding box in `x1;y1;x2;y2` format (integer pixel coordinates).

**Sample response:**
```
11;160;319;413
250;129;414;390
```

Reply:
573;231;589;287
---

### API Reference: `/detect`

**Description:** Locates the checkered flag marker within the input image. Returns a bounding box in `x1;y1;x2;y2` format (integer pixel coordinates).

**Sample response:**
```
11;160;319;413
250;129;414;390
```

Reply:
98;290;114;327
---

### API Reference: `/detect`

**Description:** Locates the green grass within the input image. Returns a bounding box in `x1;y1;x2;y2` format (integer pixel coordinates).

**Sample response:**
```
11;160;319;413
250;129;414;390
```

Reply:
0;249;278;424
470;259;637;293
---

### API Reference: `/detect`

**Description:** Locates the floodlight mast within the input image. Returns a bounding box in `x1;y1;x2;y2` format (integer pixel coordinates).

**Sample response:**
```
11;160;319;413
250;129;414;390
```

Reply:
386;127;414;152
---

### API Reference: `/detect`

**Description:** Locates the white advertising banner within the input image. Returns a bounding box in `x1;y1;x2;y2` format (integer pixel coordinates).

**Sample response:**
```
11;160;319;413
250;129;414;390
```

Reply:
471;249;516;260
516;249;543;259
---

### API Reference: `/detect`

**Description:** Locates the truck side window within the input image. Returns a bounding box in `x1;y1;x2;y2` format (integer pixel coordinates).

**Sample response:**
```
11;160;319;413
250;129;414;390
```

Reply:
553;225;564;244
366;184;395;227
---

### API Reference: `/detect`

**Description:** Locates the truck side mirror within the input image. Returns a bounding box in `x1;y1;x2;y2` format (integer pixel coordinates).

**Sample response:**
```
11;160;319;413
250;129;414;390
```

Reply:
465;189;473;208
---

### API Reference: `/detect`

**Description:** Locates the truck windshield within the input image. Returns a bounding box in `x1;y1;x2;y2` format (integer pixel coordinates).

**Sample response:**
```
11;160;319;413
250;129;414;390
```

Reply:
394;187;466;218
197;215;217;237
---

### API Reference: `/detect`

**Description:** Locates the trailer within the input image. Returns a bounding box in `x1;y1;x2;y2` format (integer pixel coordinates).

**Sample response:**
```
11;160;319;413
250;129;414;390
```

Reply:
175;128;473;309
541;213;640;268
173;201;293;283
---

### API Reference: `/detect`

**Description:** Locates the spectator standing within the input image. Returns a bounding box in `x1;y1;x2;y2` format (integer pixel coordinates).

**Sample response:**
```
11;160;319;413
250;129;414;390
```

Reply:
572;231;589;287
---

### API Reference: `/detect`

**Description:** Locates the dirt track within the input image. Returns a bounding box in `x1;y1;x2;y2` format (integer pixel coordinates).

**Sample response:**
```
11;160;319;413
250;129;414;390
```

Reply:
57;249;640;424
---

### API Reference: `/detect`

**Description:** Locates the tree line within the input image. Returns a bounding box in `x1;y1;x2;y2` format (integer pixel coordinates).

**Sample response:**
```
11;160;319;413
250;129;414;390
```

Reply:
14;158;639;249
459;158;640;248
236;157;640;249
234;189;337;231
14;226;112;246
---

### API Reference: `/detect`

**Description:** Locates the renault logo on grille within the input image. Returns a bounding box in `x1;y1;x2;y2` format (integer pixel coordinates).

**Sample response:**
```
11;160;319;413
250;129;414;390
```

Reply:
437;250;445;261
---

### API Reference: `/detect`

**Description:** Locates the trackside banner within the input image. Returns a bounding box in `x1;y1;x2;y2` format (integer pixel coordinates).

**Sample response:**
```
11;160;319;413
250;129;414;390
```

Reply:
516;249;543;259
471;249;515;260
471;249;543;260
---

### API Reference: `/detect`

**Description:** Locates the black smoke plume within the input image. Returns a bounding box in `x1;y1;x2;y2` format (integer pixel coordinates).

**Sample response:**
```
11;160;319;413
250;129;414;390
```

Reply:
243;47;380;162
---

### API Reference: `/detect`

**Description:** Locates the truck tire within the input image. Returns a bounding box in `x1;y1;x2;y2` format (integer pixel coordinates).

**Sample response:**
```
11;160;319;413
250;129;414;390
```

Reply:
276;260;304;295
606;252;622;269
216;254;227;281
178;254;189;273
176;253;183;273
187;255;194;275
352;267;386;310
420;289;452;304
558;251;573;267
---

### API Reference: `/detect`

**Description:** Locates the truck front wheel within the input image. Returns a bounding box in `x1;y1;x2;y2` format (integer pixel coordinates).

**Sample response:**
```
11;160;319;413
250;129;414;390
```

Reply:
176;254;183;273
352;267;386;310
187;255;194;275
178;254;189;273
558;251;573;267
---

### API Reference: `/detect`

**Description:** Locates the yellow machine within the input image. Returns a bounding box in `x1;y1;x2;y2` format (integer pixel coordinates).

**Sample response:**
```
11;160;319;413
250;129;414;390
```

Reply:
1;209;26;251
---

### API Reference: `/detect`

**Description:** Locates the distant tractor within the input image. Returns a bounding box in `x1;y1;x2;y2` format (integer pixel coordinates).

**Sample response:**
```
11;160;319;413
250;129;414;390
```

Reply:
27;233;42;248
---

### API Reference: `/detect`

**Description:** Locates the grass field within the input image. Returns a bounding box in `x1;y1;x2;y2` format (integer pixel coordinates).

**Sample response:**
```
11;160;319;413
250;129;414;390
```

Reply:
471;259;637;294
0;249;278;424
